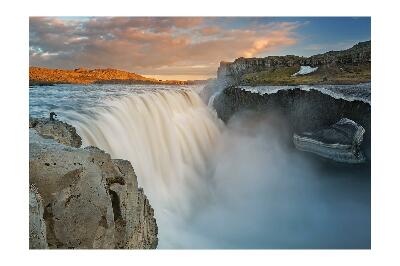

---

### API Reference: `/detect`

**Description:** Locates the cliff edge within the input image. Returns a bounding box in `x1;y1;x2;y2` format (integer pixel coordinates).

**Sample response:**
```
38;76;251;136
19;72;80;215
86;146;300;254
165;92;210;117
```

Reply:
213;86;371;161
216;41;370;87
29;118;158;249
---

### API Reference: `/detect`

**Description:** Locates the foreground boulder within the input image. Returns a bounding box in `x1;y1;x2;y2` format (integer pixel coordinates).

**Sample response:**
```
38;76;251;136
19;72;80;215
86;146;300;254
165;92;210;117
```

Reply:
29;117;82;148
293;118;366;163
29;118;158;249
29;185;48;249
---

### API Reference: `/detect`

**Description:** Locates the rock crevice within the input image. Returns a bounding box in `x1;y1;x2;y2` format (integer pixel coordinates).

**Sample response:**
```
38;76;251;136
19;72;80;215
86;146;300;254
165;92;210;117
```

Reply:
29;118;158;249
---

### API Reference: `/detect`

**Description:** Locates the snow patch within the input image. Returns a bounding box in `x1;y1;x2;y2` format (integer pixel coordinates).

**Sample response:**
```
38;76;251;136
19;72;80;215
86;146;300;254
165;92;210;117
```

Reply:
292;66;318;76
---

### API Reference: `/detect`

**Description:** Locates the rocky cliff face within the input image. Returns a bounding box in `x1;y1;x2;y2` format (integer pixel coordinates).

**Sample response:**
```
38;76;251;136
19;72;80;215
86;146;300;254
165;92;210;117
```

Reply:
216;41;371;86
29;118;158;249
208;41;371;161
213;87;371;159
29;184;48;249
293;118;367;163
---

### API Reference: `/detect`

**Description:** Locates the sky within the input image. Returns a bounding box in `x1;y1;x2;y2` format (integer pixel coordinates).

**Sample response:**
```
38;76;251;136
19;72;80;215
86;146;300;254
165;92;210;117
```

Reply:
29;17;371;80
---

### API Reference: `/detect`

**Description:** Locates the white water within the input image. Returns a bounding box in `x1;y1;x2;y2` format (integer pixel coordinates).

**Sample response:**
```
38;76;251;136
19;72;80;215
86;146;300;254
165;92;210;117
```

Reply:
207;90;222;108
69;89;224;247
42;86;370;248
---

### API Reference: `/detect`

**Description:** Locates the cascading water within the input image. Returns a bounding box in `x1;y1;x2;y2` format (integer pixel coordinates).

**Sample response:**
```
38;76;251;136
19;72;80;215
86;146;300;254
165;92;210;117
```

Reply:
30;84;370;248
67;89;224;247
207;90;222;108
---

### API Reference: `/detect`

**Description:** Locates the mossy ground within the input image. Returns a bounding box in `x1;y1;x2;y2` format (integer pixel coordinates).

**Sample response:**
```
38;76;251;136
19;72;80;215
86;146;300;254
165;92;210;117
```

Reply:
241;63;371;86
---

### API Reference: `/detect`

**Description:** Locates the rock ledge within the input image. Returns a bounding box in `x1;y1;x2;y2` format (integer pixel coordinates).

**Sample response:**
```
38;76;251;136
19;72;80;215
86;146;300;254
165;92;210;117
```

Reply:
293;118;366;163
29;118;158;249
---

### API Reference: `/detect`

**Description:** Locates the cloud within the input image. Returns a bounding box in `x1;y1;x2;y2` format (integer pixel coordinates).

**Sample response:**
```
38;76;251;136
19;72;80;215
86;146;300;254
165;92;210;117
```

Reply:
199;26;221;36
29;17;301;79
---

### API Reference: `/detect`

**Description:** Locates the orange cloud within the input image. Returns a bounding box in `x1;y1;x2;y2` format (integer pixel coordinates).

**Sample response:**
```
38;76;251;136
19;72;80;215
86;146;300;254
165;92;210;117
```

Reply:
199;26;221;36
30;17;301;79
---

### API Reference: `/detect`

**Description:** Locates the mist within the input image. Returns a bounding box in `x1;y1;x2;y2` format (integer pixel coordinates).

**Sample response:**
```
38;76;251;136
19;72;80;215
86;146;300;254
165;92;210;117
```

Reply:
70;89;370;249
163;111;371;248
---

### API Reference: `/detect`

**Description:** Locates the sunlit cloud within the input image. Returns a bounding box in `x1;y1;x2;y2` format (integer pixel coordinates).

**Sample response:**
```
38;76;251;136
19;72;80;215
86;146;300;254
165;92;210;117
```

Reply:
29;17;302;79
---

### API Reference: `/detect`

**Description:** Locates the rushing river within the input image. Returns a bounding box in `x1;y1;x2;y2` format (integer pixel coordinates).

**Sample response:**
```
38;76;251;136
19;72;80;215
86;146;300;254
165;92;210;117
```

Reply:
29;84;371;248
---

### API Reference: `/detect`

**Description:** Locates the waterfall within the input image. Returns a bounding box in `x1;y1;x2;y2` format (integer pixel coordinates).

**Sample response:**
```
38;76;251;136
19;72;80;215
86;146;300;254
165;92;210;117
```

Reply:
207;90;221;108
67;89;224;247
60;87;370;249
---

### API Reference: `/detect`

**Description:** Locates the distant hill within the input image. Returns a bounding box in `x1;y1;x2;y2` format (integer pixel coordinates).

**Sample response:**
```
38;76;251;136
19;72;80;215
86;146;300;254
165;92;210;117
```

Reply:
29;67;207;86
217;41;371;86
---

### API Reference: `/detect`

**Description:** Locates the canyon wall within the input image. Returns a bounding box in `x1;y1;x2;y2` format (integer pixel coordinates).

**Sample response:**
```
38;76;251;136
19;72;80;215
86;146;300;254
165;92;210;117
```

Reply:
208;41;371;159
213;87;371;158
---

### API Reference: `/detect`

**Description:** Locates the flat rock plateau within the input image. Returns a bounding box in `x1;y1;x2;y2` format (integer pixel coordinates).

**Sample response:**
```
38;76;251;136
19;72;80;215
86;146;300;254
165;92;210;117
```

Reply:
29;67;206;86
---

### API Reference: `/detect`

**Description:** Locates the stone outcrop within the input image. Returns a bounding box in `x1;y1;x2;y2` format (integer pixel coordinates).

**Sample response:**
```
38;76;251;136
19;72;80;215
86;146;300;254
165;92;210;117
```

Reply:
213;87;371;160
29;67;200;86
131;188;158;248
216;41;371;86
29;117;82;148
29;118;158;249
29;67;161;85
29;184;48;249
293;118;366;163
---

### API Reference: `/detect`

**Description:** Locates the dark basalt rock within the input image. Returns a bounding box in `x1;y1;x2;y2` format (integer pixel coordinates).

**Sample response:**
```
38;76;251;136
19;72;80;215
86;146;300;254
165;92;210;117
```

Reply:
213;87;371;160
293;118;366;163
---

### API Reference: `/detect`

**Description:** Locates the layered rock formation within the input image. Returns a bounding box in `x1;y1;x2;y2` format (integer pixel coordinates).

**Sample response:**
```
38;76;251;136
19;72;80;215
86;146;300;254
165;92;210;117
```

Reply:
29;118;158;249
213;87;371;160
293;118;366;163
207;41;371;162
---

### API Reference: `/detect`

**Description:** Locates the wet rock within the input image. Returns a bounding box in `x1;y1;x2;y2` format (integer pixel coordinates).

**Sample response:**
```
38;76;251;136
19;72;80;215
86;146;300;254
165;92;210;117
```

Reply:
213;86;371;160
293;118;366;163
